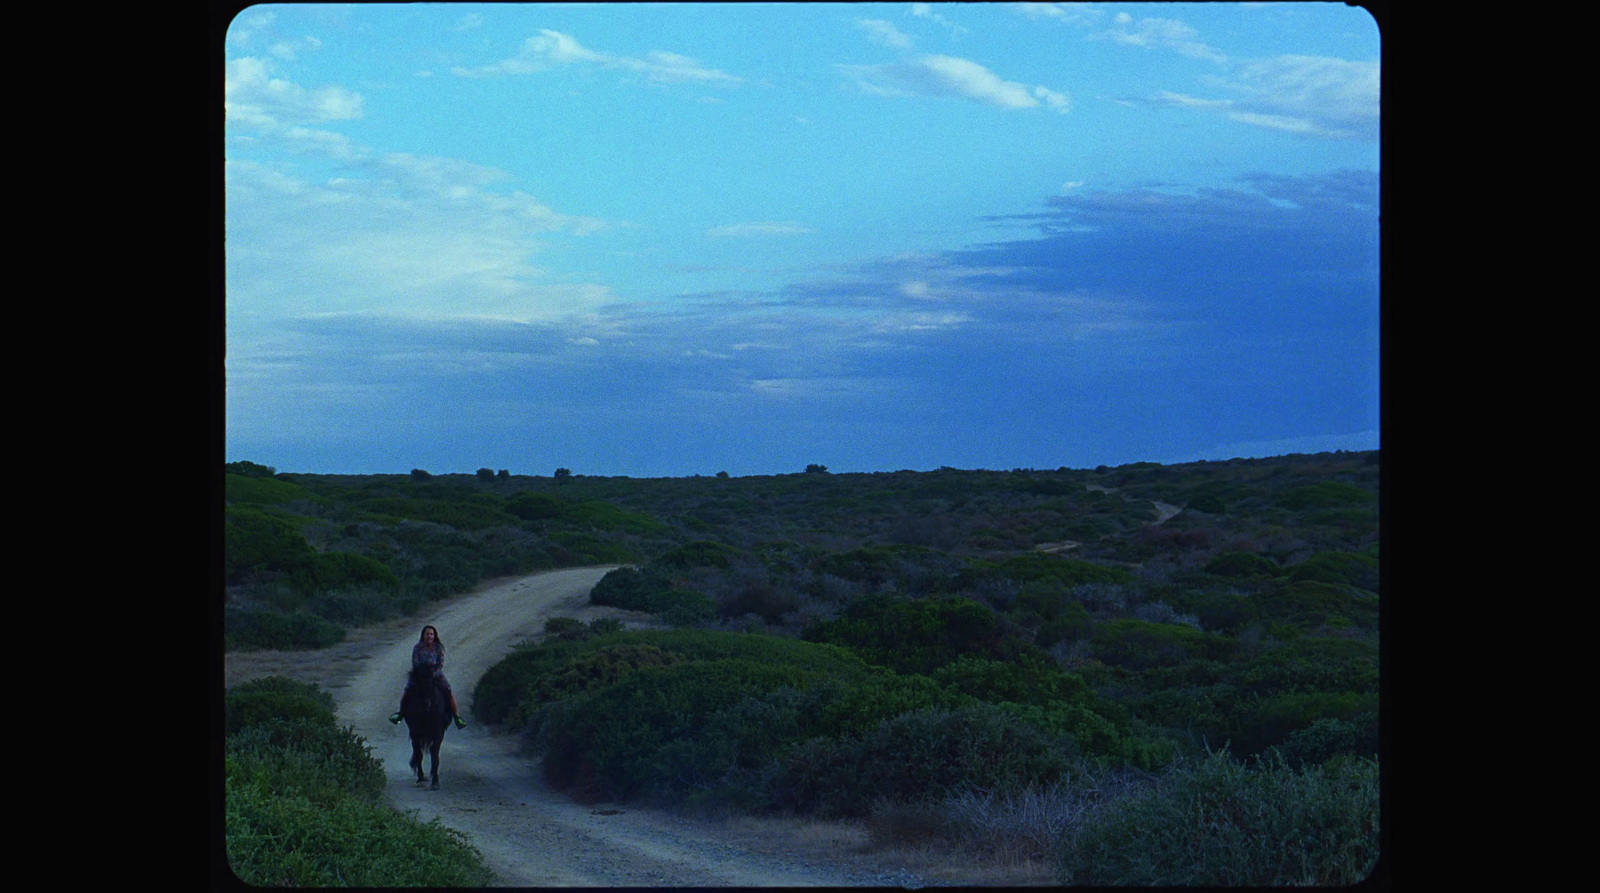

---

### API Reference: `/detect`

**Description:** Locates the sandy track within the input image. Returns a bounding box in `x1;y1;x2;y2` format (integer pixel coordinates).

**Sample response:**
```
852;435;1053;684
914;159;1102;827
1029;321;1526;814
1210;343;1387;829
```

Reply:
225;567;927;887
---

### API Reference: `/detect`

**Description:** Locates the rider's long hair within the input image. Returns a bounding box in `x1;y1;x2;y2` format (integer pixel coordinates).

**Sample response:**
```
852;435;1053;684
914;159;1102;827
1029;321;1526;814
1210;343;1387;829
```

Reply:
418;625;443;649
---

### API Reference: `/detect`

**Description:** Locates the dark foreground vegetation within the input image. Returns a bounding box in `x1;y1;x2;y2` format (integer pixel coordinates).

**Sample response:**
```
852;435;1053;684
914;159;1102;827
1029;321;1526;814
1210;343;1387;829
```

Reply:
222;451;1382;884
222;677;494;886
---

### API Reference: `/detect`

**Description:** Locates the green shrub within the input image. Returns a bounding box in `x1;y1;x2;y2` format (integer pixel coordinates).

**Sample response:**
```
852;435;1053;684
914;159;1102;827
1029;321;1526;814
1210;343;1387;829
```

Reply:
1228;690;1379;756
225;473;313;506
561;500;671;534
931;652;1088;707
1277;481;1376;511
1090;619;1235;672
225;607;345;652
1271;715;1379;766
768;704;1076;818
225;676;337;734
1163;589;1259;634
512;643;688;732
1255;581;1378;630
650;588;718;626
590;565;667;611
224;676;493;886
537;658;820;801
1058;749;1380;886
1239;637;1379;697
803;595;1004;675
288;550;400;595
1187;493;1226;514
307;584;418;627
655;540;739;569
1287;551;1380;590
226;718;385;805
224;505;314;581
226;759;493;887
973;553;1134;589
506;491;570;521
1203;551;1281;578
357;496;520;530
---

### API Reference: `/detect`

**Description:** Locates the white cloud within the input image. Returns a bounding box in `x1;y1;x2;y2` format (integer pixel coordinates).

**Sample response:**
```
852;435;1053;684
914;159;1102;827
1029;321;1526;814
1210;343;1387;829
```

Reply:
1147;54;1379;140
707;221;816;238
857;18;914;50
1099;12;1227;63
842;54;1069;113
454;29;741;86
226;155;619;328
226;56;364;128
910;3;968;39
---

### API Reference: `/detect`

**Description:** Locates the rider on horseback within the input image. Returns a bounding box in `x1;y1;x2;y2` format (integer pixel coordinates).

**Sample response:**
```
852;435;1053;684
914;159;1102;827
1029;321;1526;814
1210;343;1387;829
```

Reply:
389;624;467;729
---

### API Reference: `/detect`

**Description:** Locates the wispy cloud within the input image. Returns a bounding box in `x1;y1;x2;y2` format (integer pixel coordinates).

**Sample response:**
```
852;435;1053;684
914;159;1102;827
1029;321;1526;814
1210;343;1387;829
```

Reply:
453;29;741;85
707;221;816;238
1095;11;1228;63
857;18;914;50
226;56;363;128
227;153;617;329
842;54;1069;112
1140;54;1378;141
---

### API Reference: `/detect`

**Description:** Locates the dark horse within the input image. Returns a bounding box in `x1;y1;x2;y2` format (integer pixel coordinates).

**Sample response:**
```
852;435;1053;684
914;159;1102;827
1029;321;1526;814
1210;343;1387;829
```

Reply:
403;662;451;789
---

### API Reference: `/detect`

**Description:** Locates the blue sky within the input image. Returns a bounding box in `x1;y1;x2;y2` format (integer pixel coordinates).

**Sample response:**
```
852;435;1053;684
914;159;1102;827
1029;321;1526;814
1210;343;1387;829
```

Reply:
223;2;1381;477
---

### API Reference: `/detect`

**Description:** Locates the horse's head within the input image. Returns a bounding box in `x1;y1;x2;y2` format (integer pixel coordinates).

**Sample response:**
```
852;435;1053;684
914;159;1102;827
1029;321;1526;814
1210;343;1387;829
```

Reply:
408;662;438;687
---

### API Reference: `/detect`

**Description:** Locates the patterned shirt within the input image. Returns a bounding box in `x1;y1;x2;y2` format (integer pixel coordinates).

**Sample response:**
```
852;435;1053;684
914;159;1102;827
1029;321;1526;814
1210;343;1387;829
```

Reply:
412;641;445;676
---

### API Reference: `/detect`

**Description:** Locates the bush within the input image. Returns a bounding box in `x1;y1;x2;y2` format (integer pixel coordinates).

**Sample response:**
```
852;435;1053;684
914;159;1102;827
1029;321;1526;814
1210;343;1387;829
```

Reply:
537;658;821;801
225;676;337;735
656;540;739;569
1255;581;1378;630
1239;637;1379;697
1287;551;1380;591
1203;551;1281;578
288;551;401;595
226;718;385;805
1089;619;1234;672
768;704;1076;818
590;566;667;612
224;505;314;581
1271;715;1379;767
1057;749;1380;885
225;473;312;506
225;607;345;652
226;758;493;886
1228;690;1379;756
803;595;1005;675
224;677;494;886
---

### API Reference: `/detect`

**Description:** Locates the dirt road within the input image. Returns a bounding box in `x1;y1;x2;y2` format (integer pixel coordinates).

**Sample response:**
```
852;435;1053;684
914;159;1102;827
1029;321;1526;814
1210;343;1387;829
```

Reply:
224;567;930;887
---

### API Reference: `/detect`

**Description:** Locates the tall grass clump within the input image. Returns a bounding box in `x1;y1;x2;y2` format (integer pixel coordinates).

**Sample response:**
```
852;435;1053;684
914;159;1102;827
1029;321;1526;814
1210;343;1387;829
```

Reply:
1056;748;1380;886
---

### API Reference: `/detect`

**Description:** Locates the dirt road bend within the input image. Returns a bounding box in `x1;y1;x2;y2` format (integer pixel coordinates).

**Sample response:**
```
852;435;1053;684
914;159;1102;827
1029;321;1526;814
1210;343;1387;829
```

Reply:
224;567;930;887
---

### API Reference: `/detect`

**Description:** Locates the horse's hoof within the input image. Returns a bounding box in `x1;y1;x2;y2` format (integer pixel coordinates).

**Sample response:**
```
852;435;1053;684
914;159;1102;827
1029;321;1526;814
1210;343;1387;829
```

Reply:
430;782;440;790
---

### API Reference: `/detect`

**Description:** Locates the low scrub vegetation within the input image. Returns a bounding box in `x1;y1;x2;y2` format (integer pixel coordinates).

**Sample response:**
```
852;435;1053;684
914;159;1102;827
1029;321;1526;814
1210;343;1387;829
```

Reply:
224;450;1381;884
223;677;493;886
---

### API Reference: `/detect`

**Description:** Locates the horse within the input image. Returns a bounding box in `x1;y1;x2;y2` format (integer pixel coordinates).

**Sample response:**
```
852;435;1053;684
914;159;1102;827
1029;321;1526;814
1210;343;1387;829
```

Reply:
402;662;451;789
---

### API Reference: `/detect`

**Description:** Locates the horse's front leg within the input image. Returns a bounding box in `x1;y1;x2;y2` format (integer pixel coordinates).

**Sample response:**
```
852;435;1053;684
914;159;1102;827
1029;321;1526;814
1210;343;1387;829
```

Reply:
411;740;427;783
429;739;442;789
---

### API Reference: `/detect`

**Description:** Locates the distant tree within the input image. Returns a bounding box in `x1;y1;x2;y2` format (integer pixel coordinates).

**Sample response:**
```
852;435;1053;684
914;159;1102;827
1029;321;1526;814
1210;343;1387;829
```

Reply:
410;468;432;481
805;464;829;474
554;467;572;479
716;471;730;479
497;469;510;479
476;468;495;481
